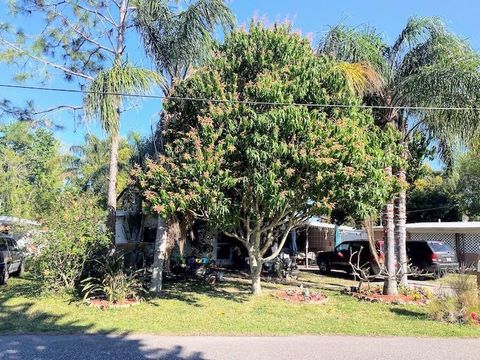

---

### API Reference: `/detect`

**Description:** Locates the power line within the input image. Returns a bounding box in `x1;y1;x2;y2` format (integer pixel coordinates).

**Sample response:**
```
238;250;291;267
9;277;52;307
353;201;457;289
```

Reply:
1;83;480;112
406;205;458;213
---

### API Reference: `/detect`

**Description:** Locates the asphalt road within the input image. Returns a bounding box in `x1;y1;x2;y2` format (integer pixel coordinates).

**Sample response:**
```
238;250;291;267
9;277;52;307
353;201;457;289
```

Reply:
0;335;479;360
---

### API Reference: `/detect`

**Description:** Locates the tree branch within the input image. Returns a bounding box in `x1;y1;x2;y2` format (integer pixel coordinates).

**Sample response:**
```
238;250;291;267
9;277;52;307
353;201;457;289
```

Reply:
52;11;116;55
224;230;247;246
73;3;117;27
405;119;425;138
262;221;295;262
1;39;94;81
34;104;83;115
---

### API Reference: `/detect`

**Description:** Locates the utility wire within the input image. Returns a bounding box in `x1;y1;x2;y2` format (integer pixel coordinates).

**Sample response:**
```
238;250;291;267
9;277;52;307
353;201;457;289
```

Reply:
1;83;480;112
406;205;458;213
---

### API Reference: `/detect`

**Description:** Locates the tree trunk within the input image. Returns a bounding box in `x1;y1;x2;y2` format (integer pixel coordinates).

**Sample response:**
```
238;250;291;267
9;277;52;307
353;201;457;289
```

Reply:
383;166;398;295
396;168;408;286
164;214;180;274
395;119;408;286
106;0;128;243
106;131;119;241
249;252;263;296
150;216;168;294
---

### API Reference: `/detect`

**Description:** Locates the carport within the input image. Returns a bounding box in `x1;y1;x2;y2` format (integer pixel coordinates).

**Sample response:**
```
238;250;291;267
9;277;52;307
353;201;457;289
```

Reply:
373;222;480;267
295;218;365;268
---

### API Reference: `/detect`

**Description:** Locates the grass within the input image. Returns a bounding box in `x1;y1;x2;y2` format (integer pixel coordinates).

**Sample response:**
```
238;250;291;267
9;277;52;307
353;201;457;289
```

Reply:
1;271;479;337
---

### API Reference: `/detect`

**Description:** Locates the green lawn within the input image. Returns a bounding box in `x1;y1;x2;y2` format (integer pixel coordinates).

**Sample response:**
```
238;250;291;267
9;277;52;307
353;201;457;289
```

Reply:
1;272;479;337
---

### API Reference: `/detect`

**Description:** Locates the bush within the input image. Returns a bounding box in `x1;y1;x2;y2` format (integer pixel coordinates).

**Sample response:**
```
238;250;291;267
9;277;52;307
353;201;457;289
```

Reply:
30;191;110;292
81;254;145;303
428;273;479;324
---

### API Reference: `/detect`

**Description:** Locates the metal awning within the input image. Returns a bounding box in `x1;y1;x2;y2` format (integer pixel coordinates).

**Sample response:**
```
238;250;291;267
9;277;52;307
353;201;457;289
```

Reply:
373;222;480;234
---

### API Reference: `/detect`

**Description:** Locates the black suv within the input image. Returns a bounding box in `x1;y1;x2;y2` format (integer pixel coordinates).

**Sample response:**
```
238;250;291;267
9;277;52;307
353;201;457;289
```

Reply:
0;235;25;285
317;240;384;276
407;240;459;278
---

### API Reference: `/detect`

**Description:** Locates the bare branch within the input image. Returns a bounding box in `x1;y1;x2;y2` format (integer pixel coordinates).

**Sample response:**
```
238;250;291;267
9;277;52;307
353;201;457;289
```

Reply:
73;3;117;27
51;10;116;55
1;39;94;81
34;104;82;115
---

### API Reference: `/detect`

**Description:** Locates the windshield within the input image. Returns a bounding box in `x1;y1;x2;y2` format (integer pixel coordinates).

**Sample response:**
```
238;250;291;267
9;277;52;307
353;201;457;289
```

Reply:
0;238;8;251
335;243;350;252
428;241;453;253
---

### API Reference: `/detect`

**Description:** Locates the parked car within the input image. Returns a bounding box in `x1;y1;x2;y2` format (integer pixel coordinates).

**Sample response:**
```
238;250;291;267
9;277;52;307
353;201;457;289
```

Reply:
406;240;459;278
317;240;384;276
0;235;25;285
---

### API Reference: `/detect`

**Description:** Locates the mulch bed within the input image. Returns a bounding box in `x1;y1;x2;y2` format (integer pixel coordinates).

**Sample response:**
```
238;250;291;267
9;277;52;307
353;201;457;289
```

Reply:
86;297;141;309
344;287;430;305
272;289;327;304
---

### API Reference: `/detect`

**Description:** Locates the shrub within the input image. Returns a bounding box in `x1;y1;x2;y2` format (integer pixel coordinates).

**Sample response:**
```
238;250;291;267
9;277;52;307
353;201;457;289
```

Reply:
81;254;145;303
428;273;479;324
30;191;110;292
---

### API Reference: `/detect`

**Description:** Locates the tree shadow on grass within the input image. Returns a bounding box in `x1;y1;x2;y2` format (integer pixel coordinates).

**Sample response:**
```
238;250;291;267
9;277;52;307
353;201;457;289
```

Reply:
0;277;206;359
390;307;429;320
148;278;251;307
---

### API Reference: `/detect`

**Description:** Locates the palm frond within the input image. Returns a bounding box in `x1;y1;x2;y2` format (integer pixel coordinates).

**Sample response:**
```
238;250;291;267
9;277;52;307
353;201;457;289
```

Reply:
334;61;384;96
134;0;234;91
83;65;163;135
389;17;446;62
395;35;480;143
320;16;480;169
318;24;390;80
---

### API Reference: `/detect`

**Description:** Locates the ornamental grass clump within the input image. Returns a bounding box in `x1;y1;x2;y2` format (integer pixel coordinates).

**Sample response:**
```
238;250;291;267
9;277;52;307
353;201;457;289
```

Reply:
428;273;479;324
81;254;145;304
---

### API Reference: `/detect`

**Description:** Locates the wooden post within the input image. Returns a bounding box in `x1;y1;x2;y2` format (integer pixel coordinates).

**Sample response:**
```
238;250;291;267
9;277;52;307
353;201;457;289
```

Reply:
477;259;480;290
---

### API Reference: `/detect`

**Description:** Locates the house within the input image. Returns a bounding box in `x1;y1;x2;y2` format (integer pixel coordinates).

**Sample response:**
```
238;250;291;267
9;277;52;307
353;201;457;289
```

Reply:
115;210;157;245
213;217;366;268
115;212;365;268
373;221;480;266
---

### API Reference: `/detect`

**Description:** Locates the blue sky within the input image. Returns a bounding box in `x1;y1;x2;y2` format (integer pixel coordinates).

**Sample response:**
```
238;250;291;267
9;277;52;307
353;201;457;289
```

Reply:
1;0;480;159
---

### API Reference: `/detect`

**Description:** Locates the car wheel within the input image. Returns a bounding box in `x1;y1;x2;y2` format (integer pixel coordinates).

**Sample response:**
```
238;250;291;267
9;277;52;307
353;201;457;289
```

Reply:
0;267;8;285
434;269;445;279
13;261;24;277
318;260;330;274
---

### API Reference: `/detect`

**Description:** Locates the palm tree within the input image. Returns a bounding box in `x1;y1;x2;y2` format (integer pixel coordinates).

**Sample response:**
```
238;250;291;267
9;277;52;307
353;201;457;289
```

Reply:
69;134;136;200
134;0;234;293
318;17;480;293
83;65;163;238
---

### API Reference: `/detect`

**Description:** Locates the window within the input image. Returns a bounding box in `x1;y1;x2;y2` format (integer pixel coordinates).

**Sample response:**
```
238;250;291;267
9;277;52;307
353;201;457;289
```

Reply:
349;242;366;255
335;243;350;252
0;238;7;251
428;241;453;253
6;238;18;251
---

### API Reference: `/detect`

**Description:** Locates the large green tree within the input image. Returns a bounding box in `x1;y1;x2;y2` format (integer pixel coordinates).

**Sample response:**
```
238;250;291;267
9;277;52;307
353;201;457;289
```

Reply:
407;169;460;223
0;121;65;219
455;148;480;220
318;17;480;292
139;24;398;295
